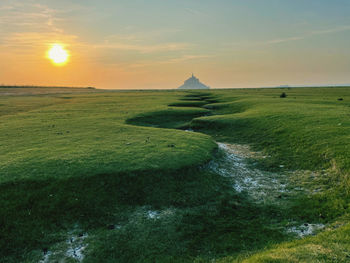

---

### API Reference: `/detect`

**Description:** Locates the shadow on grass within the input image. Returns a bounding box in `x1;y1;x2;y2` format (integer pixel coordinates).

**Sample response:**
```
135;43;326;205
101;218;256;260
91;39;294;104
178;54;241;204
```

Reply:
0;163;293;262
125;108;211;129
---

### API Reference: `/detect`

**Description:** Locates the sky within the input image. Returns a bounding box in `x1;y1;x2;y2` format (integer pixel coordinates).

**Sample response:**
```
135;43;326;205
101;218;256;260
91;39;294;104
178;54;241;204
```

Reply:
1;0;350;89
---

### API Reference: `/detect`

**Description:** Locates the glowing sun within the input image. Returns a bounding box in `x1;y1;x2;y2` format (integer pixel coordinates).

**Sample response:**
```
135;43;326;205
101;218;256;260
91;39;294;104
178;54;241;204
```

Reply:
47;44;69;65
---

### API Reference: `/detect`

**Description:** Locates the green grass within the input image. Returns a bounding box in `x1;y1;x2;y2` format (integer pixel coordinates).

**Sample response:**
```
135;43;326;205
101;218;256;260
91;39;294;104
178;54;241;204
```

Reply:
0;87;349;262
0;92;216;183
0;91;217;262
219;217;350;263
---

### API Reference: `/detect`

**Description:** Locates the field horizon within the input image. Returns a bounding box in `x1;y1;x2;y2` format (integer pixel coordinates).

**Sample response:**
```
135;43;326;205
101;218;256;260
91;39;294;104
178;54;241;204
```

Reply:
2;84;350;92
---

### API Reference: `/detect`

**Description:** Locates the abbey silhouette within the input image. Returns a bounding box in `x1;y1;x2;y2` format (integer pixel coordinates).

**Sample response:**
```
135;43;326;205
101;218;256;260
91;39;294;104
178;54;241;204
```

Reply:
178;74;210;89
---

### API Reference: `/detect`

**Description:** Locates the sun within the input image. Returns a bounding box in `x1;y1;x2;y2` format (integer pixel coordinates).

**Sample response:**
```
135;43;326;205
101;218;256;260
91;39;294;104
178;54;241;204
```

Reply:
47;44;69;66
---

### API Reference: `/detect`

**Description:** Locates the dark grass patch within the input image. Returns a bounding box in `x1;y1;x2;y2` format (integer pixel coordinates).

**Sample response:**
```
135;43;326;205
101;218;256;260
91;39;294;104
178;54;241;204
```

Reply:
0;165;222;262
85;198;289;263
168;101;208;107
183;93;212;98
1;163;292;262
125;108;211;129
204;98;220;103
179;97;205;101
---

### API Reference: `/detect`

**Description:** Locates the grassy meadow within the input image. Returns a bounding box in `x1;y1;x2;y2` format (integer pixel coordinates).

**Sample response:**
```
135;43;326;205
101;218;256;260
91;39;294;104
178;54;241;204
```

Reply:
0;86;349;262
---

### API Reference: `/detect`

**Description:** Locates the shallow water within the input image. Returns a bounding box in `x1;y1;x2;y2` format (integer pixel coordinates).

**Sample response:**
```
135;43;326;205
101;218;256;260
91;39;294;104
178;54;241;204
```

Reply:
65;233;88;261
39;228;88;263
209;142;325;237
287;223;325;237
209;143;292;203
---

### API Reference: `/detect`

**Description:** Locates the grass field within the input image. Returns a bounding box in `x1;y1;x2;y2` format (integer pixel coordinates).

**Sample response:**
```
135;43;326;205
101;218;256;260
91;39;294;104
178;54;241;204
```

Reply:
0;86;349;262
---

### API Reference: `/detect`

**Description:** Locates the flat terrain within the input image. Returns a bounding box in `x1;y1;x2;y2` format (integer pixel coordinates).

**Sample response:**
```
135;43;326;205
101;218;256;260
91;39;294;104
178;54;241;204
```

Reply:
0;87;349;262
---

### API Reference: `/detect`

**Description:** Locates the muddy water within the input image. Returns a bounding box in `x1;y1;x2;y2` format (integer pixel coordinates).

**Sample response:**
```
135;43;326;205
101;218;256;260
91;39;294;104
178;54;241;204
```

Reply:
39;228;88;263
209;142;325;236
209;143;296;204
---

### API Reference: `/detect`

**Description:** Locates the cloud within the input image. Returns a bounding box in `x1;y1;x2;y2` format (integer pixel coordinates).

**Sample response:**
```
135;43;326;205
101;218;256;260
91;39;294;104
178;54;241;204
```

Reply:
2;32;78;48
161;54;212;64
97;28;186;53
0;2;61;32
265;25;350;45
91;42;193;53
128;54;212;68
0;2;75;49
105;28;182;42
223;24;350;49
311;25;350;35
264;36;305;45
0;1;83;64
0;1;191;58
0;1;210;72
185;8;204;16
264;25;350;45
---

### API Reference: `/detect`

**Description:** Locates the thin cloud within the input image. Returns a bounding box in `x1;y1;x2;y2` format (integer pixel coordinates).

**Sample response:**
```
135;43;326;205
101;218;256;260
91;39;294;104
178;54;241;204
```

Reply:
224;24;350;48
0;3;79;61
2;32;78;48
264;25;350;45
0;2;59;29
104;28;183;44
264;36;305;45
266;24;350;45
128;54;212;68
162;54;213;64
311;25;350;35
92;42;193;53
185;8;203;16
0;2;189;55
93;30;193;53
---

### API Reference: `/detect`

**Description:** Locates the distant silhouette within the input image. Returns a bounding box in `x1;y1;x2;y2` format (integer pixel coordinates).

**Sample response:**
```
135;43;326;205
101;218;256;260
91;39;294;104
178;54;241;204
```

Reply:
178;74;210;89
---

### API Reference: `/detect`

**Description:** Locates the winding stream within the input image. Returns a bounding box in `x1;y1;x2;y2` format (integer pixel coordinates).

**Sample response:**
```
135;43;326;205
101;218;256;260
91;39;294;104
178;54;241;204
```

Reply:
209;142;325;236
209;142;294;204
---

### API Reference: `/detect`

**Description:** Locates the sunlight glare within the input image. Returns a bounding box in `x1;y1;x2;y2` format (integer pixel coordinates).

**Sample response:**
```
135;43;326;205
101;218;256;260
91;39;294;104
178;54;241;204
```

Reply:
47;44;69;66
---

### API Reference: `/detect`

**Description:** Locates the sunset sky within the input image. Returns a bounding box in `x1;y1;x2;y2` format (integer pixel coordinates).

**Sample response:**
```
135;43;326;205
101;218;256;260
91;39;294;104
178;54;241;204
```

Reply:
1;0;350;89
